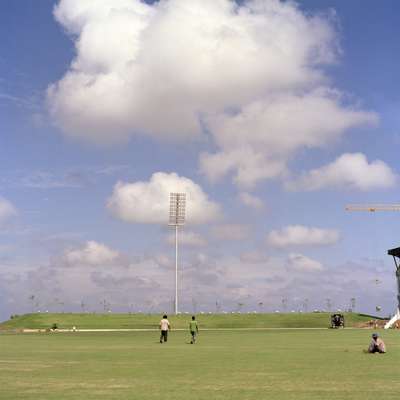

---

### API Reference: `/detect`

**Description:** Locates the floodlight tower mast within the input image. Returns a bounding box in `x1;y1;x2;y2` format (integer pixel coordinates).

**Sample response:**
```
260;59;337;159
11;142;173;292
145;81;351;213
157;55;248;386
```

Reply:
169;193;186;315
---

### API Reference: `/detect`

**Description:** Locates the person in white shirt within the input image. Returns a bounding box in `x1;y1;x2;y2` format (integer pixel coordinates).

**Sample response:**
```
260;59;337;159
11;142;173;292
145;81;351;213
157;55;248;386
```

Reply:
159;314;170;343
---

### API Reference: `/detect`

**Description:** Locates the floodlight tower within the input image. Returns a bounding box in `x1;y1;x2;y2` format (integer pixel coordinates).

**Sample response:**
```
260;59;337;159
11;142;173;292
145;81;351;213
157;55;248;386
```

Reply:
169;193;186;315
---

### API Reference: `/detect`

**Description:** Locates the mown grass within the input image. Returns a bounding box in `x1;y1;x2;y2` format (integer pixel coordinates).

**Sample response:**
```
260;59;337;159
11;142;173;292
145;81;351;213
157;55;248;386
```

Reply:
0;312;377;330
0;329;399;400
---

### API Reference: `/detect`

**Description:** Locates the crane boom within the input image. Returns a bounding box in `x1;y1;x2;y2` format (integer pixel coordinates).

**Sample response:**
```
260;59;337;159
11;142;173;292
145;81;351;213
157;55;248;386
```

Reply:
345;204;400;212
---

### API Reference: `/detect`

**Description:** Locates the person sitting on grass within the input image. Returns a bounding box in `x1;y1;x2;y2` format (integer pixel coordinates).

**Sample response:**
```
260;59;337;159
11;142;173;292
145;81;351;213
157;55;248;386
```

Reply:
367;333;386;353
159;314;170;343
189;315;199;344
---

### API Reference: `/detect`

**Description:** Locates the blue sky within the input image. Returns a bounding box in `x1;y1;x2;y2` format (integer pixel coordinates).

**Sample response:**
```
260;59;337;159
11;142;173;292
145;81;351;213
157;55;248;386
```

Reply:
1;0;400;320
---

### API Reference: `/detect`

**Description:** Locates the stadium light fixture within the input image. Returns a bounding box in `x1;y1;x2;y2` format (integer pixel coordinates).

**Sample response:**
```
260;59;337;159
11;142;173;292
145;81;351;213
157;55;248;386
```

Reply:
169;192;186;315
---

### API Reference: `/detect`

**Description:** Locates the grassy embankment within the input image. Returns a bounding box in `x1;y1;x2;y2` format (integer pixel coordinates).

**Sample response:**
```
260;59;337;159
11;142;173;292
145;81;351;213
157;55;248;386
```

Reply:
0;312;377;330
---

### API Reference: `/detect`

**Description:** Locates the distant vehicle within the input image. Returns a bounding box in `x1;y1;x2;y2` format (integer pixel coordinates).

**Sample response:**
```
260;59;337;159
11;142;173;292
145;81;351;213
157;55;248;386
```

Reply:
331;313;345;328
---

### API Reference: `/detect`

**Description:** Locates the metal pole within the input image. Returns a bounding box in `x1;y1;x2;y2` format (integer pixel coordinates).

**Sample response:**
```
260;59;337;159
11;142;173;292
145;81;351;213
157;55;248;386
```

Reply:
169;192;185;315
175;224;178;315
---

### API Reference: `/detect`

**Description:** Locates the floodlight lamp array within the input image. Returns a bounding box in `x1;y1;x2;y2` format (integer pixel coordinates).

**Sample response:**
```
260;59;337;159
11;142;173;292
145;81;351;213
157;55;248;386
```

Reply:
169;192;186;226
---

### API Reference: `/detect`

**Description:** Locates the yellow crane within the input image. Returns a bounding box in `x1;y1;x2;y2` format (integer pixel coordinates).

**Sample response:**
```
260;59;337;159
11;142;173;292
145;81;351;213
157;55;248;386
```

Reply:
346;203;400;328
345;204;400;212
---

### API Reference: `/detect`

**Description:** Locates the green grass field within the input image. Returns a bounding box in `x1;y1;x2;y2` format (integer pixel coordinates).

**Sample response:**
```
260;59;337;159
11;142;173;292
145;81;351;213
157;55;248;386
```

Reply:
0;312;378;330
1;328;399;400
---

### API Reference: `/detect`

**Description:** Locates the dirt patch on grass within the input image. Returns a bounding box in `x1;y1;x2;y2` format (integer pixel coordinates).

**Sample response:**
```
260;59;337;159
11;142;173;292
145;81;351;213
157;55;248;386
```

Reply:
0;359;81;372
10;379;133;392
355;319;390;329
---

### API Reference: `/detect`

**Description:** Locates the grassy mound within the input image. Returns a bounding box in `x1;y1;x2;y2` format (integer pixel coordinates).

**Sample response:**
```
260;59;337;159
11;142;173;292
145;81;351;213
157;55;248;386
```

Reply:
0;312;377;330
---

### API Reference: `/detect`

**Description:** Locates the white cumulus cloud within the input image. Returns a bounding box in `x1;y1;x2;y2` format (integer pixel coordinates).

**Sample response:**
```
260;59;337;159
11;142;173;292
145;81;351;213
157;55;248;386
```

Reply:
48;0;340;143
238;192;264;210
107;172;220;224
64;241;120;266
200;90;377;188
267;225;339;248
0;196;17;224
286;152;397;191
48;0;378;189
286;253;323;272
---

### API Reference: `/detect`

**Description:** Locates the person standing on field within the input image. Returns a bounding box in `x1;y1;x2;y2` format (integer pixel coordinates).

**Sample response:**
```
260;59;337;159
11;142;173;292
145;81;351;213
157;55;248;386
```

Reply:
159;314;170;343
189;315;199;344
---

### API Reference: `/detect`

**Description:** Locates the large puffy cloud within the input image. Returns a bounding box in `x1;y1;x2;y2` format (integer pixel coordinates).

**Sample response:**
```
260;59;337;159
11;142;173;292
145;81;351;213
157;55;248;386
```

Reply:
48;0;378;189
267;225;339;248
48;0;379;190
0;196;17;225
107;172;220;224
286;152;397;191
200;91;377;188
64;241;120;266
48;0;339;143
